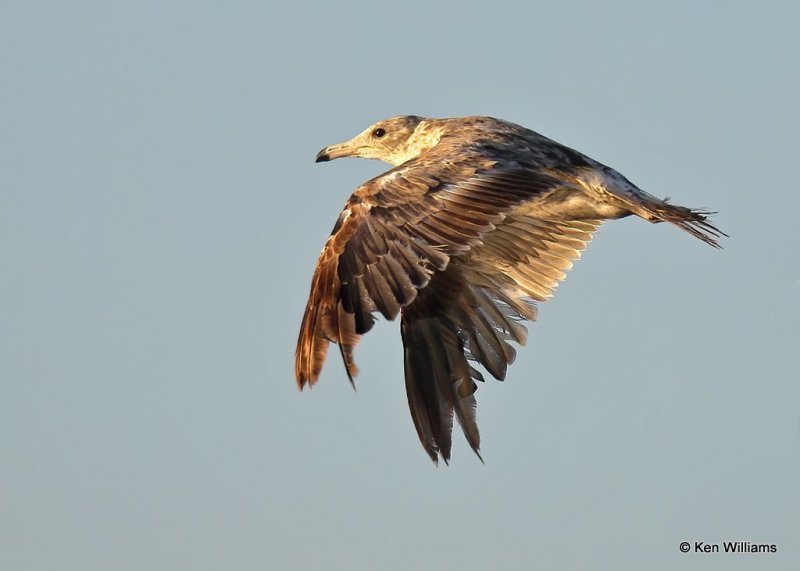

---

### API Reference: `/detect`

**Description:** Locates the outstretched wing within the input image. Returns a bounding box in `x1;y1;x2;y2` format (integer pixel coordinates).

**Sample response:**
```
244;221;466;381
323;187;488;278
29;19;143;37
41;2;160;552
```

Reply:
295;149;566;388
401;214;601;463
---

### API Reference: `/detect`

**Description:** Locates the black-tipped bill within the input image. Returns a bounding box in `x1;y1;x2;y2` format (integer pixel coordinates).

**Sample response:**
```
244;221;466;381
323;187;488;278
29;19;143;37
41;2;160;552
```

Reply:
315;142;354;163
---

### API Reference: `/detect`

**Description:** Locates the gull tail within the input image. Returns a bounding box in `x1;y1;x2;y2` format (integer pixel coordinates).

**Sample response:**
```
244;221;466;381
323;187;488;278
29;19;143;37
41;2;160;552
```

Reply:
586;169;727;248
620;191;727;248
557;167;728;248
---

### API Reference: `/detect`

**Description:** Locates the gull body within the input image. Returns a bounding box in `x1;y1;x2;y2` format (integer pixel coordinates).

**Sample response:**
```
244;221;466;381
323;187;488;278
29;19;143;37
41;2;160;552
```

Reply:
298;115;724;463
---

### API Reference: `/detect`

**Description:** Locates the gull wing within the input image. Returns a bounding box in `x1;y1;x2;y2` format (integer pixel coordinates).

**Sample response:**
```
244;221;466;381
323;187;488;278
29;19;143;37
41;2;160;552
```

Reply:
401;215;601;463
295;151;563;389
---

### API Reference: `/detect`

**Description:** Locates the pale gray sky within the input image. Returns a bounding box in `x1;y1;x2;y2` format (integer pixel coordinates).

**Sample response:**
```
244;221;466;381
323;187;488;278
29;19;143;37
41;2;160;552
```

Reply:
1;1;798;570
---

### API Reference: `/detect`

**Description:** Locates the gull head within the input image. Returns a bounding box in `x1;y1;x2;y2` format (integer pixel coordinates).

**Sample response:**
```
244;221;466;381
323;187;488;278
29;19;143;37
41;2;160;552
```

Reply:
315;115;441;166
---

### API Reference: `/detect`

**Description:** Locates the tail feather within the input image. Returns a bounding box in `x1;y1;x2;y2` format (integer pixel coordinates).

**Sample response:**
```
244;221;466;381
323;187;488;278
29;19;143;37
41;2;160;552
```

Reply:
615;190;727;248
570;167;727;248
653;203;727;248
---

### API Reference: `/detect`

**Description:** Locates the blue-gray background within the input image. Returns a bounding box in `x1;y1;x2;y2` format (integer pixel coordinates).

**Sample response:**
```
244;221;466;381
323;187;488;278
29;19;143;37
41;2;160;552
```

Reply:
1;2;797;570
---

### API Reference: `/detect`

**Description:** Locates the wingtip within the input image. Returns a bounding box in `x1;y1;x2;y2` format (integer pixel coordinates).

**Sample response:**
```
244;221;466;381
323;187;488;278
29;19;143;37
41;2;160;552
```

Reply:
296;364;324;391
296;374;316;392
427;447;483;465
338;344;359;390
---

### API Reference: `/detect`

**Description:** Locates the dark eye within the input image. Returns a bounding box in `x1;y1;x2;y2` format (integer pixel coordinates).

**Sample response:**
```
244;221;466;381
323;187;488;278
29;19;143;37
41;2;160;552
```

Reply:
372;127;386;138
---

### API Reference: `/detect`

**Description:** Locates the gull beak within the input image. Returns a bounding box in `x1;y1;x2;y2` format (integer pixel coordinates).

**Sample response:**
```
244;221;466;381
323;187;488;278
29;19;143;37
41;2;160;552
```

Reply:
315;141;355;163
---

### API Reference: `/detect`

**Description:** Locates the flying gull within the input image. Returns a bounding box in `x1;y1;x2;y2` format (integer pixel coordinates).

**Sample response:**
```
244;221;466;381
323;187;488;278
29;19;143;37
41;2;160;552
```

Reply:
295;115;724;464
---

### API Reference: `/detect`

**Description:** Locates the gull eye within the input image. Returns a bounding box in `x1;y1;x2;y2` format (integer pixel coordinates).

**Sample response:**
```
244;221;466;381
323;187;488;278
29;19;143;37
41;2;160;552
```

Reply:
372;127;386;138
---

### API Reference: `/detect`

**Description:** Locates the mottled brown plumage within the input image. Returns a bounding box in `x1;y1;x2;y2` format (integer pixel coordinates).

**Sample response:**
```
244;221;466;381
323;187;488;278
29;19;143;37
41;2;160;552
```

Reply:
296;115;725;463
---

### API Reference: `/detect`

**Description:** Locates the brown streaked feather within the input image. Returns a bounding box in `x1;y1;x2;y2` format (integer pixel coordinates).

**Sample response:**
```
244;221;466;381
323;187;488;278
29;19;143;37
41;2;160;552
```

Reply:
295;151;566;389
295;202;368;388
295;250;336;388
401;270;488;463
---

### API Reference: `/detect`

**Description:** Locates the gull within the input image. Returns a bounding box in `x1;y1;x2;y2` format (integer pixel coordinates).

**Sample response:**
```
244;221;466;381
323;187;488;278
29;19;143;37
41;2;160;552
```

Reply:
295;115;724;464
